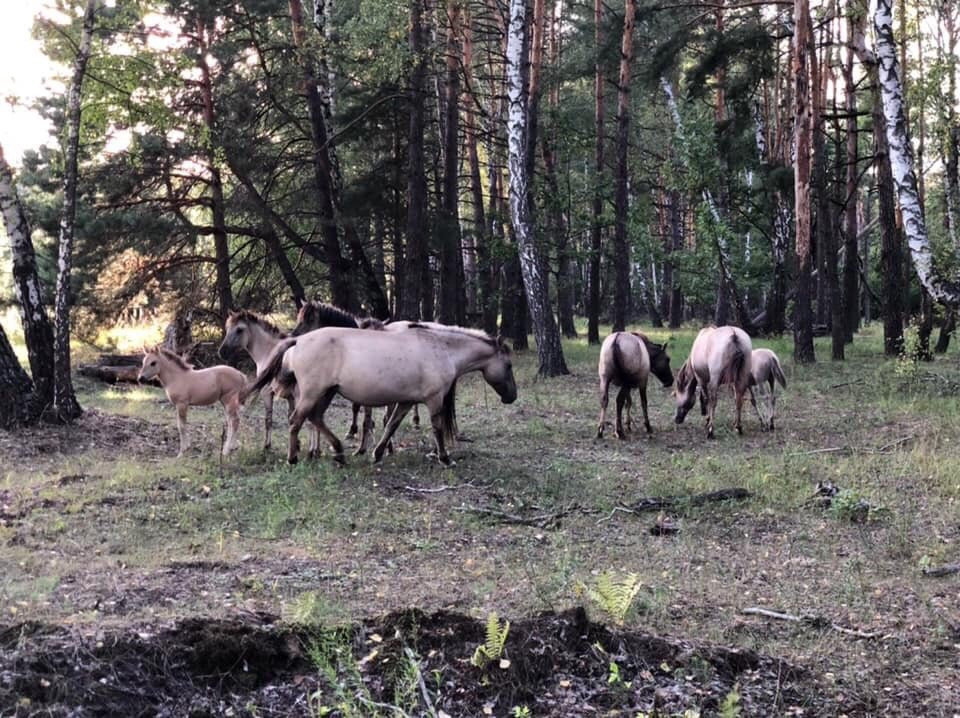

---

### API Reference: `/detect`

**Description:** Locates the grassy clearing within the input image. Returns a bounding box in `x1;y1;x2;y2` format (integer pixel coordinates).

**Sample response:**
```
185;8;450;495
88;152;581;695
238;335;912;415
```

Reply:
1;323;959;714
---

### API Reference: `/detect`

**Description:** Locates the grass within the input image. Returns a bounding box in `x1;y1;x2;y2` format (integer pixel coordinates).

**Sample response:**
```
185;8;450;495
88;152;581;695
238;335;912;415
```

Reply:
1;321;959;713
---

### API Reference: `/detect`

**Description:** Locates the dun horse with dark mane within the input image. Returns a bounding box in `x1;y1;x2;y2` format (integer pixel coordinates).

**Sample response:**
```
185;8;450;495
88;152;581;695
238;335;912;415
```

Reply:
597;332;673;439
674;326;753;439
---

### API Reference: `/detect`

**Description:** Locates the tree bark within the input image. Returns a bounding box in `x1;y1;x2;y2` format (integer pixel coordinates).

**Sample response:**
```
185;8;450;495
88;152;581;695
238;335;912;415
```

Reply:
587;0;605;345
842;8;860;342
506;0;568;375
288;0;353;310
196;18;234;317
51;0;97;422
0;143;55;408
0;323;37;429
611;0;636;332
401;0;430;320
261;226;306;307
439;0;465;325
875;0;960;306
668;190;684;328
792;0;815;363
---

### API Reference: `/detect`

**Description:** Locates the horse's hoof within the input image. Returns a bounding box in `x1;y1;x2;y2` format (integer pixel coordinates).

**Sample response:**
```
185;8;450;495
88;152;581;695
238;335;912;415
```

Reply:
288;456;299;465
645;424;653;434
353;448;367;456
615;432;626;441
736;426;743;435
334;454;346;466
438;456;453;467
372;451;384;464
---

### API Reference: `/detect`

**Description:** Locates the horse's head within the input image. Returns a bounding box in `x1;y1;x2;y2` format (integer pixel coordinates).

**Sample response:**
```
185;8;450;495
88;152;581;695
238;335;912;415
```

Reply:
483;336;518;404
673;360;698;424
138;346;162;383
290;302;316;336
219;311;250;359
648;340;674;388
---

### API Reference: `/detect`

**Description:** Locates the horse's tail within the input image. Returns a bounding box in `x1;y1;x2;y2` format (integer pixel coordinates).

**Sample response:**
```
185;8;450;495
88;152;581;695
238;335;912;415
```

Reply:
771;355;787;388
240;338;297;404
721;335;748;389
439;380;459;444
611;333;629;385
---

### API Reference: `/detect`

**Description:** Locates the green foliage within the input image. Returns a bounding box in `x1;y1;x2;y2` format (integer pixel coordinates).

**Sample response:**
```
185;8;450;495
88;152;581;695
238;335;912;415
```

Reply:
584;572;643;626
470;611;510;670
719;683;742;718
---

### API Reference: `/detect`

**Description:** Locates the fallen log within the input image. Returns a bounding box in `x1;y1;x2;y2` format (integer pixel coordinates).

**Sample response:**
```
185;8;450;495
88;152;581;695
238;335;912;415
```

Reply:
78;364;159;387
622;488;752;513
922;562;960;578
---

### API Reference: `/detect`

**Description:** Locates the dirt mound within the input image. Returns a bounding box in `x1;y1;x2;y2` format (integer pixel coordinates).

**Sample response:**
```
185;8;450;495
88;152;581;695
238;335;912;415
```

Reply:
0;608;828;717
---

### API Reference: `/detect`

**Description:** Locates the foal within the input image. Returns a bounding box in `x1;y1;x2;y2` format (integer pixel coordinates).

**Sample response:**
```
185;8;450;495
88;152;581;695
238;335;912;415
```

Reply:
138;347;245;457
749;347;786;431
597;332;673;439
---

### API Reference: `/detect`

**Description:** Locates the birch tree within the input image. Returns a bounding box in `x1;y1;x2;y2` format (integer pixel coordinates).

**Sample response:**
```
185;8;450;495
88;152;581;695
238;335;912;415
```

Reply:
0;143;55;409
52;0;98;422
875;0;960;305
505;0;568;376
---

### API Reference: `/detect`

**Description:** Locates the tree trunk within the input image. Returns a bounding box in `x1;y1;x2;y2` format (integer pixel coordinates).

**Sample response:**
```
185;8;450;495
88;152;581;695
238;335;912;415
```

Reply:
0;143;55;408
587;0;605;345
875;94;905;356
261;226;306;307
288;0;353;310
935;309;955;353
506;0;568;375
439;0;465;325
792;0;815;363
51;0;97;422
875;0;960;306
401;0;430;320
668;190;684;328
842;9;860;342
463;16;488;327
0;323;37;429
611;0;636;332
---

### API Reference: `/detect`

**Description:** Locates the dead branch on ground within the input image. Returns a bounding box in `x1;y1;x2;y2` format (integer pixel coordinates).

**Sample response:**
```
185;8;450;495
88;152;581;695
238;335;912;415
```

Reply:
741;606;882;639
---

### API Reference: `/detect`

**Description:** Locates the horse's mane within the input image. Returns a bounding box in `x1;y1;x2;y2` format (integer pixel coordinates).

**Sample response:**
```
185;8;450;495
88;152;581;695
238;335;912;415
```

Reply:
156;347;193;370
298;301;360;329
407;322;502;349
228;309;287;338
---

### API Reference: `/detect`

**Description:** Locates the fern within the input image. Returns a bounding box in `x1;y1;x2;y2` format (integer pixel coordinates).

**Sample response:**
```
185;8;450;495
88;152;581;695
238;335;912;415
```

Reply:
585;572;643;625
470;611;510;669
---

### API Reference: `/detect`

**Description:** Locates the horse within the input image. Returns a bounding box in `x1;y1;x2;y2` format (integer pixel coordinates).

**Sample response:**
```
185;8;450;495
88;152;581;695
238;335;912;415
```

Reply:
241;323;517;466
597;332;673;439
749;347;786;431
137;346;245;457
673;326;753;439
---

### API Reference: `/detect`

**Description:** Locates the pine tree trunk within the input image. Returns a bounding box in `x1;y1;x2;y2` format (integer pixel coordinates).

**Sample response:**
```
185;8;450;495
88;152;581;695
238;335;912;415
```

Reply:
463;15;487;326
668;190;684;328
875;0;960;306
288;0;353;310
611;0;636;332
0;144;55;409
0;323;38;429
587;0;605;344
261;226;306;307
506;0;567;375
401;0;430;320
842;10;860;342
792;0;815;363
51;0;97;422
935;309;955;353
439;0;465;325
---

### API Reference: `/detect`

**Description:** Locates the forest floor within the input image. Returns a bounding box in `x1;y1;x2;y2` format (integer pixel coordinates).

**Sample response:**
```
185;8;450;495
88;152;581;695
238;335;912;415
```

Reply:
1;324;959;717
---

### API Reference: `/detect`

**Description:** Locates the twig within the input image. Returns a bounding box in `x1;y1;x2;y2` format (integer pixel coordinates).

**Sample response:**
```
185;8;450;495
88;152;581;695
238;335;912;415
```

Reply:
830;379;865;389
786;447;848;457
455;503;581;528
619;488;752;514
404;646;437;717
596;506;639;525
874;435;915;453
398;481;489;494
741;607;881;639
922;562;960;578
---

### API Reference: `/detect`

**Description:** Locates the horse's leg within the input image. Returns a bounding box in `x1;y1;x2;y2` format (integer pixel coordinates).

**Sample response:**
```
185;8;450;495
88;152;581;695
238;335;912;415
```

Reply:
297;388;342;465
597;378;611;438
639;383;652;434
412;404;421;428
734;385;747;435
768;378;777;431
424;395;453;465
706;387;718;439
614;387;630;440
749;384;765;430
624;391;634;434
355;406;376;455
223;397;241;455
373;402;414;463
262;389;274;450
699;386;708;416
347;402;360;439
176;404;189;457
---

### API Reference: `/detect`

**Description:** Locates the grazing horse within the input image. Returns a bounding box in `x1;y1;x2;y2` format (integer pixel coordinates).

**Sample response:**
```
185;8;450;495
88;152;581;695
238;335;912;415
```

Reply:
674;326;753;439
749;348;786;431
597;332;673;439
138;347;244;457
241;324;517;466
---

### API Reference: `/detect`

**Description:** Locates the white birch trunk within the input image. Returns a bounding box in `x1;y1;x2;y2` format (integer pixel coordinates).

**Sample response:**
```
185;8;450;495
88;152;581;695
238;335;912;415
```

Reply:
52;0;97;420
875;0;960;304
506;0;567;375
